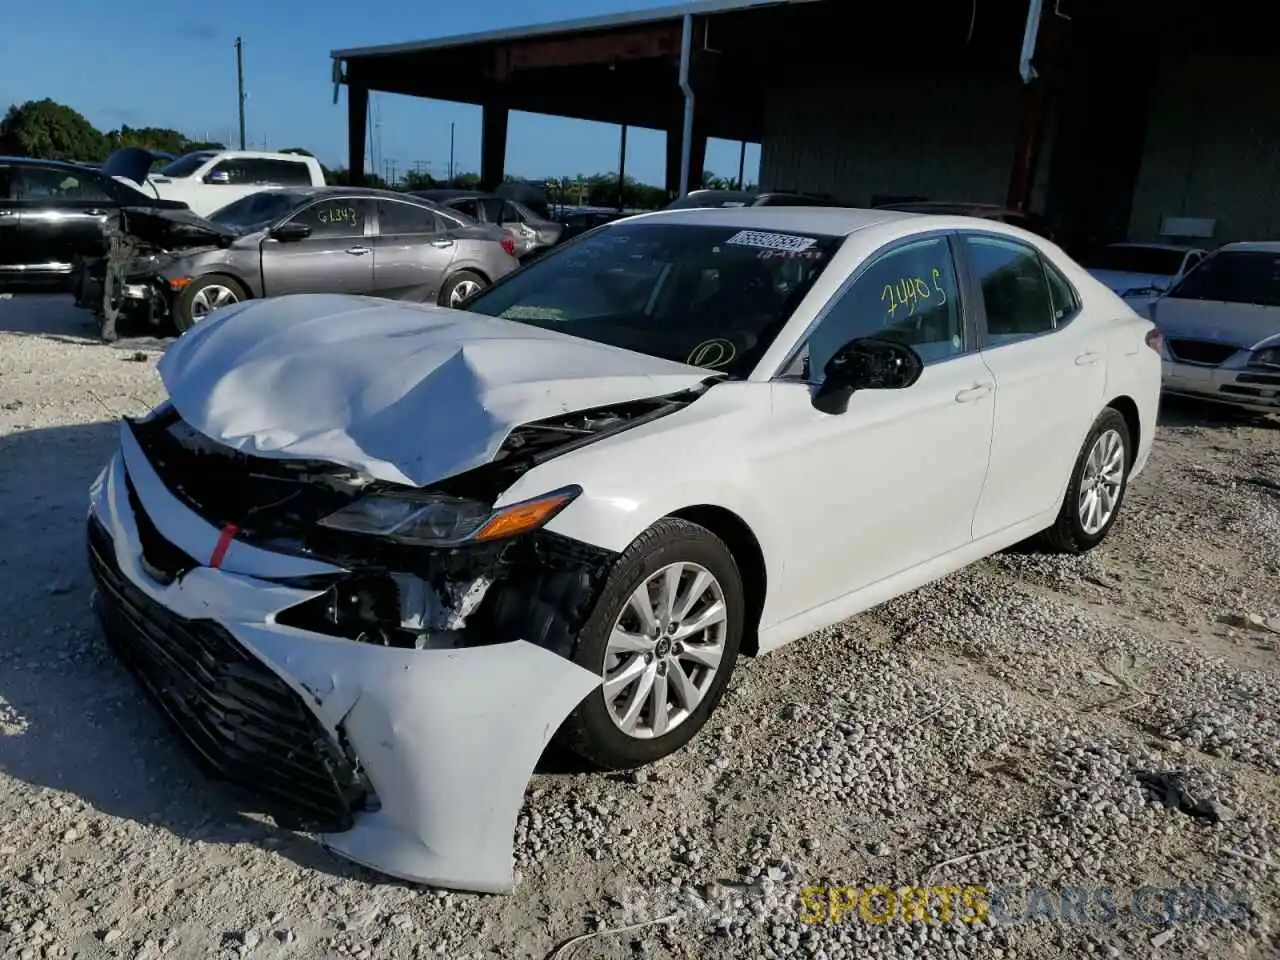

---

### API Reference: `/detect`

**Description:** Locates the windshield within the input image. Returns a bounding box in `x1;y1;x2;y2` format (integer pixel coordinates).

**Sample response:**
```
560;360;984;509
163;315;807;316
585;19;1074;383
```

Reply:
462;221;842;378
158;151;217;178
1083;245;1187;276
207;191;301;232
1166;250;1280;307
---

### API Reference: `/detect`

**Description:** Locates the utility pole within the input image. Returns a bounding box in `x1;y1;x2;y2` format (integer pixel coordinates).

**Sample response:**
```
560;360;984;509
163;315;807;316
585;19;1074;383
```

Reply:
235;37;246;150
388;158;397;185
448;121;455;182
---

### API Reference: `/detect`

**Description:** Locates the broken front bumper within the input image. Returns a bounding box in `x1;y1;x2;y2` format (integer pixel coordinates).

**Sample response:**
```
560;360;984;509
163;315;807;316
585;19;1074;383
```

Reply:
87;424;600;892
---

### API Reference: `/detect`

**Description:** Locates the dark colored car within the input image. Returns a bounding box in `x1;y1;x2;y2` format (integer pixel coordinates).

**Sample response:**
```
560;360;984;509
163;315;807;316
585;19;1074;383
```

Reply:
77;186;519;339
556;207;630;241
0;153;185;290
873;200;1056;240
410;189;564;260
664;189;842;210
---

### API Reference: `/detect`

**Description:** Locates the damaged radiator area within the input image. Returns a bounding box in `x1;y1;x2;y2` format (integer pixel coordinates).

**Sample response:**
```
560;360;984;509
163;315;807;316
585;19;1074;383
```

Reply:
126;392;718;658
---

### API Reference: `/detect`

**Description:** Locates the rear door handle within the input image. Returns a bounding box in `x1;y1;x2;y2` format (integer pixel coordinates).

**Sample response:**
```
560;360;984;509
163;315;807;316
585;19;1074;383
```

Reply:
86;208;108;217
430;239;454;248
346;245;370;256
955;382;994;403
1075;350;1101;366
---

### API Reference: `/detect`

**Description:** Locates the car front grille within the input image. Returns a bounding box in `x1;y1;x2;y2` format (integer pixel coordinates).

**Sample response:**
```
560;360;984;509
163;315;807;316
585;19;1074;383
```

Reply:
128;412;363;542
88;515;366;831
1166;339;1239;366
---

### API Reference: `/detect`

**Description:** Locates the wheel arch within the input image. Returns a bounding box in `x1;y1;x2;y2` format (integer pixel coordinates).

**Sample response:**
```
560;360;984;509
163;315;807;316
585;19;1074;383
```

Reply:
445;264;491;285
666;504;767;657
1105;394;1141;466
191;269;255;298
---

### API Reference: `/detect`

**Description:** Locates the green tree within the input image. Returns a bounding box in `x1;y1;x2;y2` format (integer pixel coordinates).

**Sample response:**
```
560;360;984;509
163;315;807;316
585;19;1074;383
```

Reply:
0;99;106;161
401;169;437;191
104;125;190;155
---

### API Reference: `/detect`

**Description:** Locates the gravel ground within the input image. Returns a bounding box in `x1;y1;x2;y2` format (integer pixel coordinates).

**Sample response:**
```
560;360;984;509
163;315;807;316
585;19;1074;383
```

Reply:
1;293;1277;960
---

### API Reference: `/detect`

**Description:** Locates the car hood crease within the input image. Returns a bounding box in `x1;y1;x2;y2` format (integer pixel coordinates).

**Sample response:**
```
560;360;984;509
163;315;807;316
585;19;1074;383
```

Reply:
156;294;715;487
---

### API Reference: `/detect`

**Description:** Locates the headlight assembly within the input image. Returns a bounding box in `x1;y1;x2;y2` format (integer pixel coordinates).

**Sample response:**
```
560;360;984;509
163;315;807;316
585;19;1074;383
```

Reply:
318;485;581;546
1249;347;1280;370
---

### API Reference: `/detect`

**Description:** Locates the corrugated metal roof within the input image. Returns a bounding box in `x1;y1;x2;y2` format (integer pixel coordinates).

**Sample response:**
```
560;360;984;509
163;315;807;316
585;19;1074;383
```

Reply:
331;0;822;60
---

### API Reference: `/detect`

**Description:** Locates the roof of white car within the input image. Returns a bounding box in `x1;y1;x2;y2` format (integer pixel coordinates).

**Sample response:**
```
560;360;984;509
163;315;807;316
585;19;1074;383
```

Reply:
1219;241;1280;253
623;205;920;237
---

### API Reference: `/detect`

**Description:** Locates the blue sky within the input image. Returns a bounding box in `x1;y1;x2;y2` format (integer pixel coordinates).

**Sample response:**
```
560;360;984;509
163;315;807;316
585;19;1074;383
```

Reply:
0;0;761;187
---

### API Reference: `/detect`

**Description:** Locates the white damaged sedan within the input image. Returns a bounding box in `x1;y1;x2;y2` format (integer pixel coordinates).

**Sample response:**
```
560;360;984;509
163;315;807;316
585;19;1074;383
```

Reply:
88;207;1162;892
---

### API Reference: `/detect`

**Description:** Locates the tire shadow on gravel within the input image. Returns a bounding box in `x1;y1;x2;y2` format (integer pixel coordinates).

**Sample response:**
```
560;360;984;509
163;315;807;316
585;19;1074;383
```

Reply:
0;421;416;889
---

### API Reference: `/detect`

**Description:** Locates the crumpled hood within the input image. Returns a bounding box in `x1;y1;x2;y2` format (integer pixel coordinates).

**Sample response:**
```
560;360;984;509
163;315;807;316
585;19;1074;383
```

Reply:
157;294;716;487
1151;297;1280;350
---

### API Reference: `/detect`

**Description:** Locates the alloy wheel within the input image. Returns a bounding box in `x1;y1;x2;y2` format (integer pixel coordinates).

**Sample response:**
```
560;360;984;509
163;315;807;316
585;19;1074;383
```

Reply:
189;283;240;321
1078;428;1125;535
449;279;482;306
602;561;728;739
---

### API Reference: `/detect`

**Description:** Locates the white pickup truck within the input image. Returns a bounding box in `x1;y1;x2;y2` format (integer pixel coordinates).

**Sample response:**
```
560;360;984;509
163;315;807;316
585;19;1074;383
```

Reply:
103;148;327;218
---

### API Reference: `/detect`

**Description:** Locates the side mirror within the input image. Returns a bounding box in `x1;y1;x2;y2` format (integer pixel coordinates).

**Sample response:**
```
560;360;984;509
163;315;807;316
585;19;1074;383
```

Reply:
269;221;311;242
812;337;924;414
204;170;231;185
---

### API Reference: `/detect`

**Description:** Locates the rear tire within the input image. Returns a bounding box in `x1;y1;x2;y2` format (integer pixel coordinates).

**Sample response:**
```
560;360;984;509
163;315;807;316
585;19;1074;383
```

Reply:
438;270;487;309
1033;408;1131;554
559;518;745;770
173;275;248;334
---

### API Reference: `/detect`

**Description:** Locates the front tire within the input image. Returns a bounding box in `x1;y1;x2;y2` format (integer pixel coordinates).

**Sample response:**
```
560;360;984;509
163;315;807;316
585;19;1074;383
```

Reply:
560;518;745;769
173;275;247;333
1034;408;1131;554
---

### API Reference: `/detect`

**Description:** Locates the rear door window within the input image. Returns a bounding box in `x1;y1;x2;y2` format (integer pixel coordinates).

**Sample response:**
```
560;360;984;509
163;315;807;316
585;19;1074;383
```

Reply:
377;199;444;235
961;234;1057;343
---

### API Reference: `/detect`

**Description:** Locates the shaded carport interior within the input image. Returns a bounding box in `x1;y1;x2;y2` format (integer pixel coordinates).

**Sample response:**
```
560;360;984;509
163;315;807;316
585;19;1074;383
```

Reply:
331;0;1041;196
332;0;1279;244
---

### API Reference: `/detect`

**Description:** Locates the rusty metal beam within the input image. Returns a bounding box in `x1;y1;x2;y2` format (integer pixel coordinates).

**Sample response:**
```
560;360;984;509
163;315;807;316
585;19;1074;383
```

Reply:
490;24;682;80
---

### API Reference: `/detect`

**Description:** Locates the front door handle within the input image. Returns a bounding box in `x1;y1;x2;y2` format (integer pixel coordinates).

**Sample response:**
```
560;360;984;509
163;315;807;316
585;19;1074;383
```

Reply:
346;245;370;256
86;208;108;217
955;382;994;403
1075;350;1101;366
0;209;16;218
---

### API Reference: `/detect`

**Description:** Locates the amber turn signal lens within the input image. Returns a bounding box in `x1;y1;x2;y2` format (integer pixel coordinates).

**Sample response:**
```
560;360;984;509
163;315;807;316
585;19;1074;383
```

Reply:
472;488;579;542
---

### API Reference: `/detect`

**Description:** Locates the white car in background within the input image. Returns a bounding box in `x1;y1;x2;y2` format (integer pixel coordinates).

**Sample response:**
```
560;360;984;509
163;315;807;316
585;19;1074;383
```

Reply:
86;208;1161;892
1082;242;1206;315
1149;241;1280;413
103;148;327;218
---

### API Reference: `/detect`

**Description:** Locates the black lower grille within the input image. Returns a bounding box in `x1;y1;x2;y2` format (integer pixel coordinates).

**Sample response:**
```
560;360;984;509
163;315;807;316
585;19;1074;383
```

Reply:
88;516;365;831
1167;339;1238;366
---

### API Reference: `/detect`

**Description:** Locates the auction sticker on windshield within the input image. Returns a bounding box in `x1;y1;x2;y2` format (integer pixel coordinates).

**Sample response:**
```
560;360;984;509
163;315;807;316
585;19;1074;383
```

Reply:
725;230;818;253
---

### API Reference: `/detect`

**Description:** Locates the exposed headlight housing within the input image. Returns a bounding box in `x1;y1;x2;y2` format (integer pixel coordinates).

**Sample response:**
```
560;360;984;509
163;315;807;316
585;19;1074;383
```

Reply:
318;485;581;546
1249;347;1280;370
